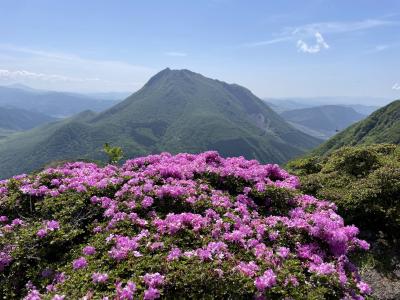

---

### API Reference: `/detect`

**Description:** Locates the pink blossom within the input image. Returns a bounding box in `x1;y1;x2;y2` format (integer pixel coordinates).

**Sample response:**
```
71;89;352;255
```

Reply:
277;246;290;259
36;229;47;238
357;281;372;294
116;281;136;300
46;220;60;231
143;273;165;287
309;262;336;275
237;261;259;277
141;196;154;208
23;285;41;300
72;257;87;270
93;226;103;233
92;272;108;283
254;269;276;291
11;218;24;227
0;247;13;271
268;231;279;241
284;275;299;287
144;287;160;300
167;247;181;261
149;242;164;251
82;245;96;256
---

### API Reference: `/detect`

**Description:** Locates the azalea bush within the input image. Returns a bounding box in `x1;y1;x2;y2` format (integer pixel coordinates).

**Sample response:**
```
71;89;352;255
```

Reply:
1;151;371;299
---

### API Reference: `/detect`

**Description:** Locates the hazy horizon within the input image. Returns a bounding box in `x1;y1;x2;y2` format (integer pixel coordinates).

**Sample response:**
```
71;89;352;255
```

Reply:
1;1;400;104
0;71;392;106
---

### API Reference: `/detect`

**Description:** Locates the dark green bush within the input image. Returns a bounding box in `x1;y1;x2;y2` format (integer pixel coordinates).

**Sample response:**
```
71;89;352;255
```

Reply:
287;144;400;240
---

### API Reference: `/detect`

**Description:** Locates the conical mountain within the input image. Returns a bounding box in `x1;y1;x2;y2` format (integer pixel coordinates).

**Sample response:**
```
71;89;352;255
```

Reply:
314;100;400;155
0;69;321;178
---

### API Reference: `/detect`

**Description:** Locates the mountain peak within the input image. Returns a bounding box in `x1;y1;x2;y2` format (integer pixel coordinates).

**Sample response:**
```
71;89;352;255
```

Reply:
144;68;201;88
159;67;171;74
155;67;194;76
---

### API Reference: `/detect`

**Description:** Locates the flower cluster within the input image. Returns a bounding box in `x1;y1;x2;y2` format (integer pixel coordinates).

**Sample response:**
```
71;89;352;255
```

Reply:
0;245;13;271
37;220;60;238
72;257;87;270
92;272;108;284
0;151;371;299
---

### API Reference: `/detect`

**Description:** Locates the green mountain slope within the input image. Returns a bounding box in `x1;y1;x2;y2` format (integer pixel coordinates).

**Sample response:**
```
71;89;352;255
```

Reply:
0;106;56;131
280;105;366;140
314;100;400;155
0;69;322;178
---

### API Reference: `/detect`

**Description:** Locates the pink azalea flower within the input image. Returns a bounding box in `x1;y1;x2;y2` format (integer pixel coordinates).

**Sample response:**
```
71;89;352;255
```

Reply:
72;257;87;270
82;245;96;256
254;269;276;291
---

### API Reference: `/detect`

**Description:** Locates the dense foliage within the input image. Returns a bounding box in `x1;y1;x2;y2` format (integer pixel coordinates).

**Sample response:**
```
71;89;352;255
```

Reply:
287;144;400;241
314;100;400;155
0;151;371;299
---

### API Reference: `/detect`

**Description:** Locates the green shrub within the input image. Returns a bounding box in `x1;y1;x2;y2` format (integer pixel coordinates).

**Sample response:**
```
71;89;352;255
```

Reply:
287;144;400;241
103;143;124;164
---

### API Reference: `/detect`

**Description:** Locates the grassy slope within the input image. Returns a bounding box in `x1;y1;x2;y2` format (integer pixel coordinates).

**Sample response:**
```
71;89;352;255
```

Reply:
314;100;400;155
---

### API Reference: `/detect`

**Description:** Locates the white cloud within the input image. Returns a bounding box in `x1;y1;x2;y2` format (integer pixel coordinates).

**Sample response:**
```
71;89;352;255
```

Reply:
242;36;292;48
297;32;329;54
0;44;153;74
164;51;187;57
373;45;389;52
392;83;400;90
0;44;156;92
0;69;100;82
290;19;398;36
243;17;398;51
365;43;400;54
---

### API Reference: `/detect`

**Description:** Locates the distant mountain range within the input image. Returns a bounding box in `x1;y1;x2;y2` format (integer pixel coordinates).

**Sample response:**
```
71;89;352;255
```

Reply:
264;98;381;115
314;100;400;155
0;106;56;131
0;85;118;117
0;68;322;178
280;105;366;140
84;91;132;101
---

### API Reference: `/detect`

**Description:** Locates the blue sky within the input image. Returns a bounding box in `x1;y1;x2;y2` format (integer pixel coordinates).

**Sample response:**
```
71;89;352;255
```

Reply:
0;0;399;102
